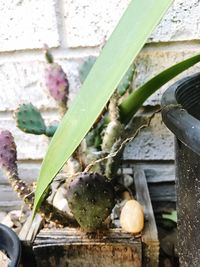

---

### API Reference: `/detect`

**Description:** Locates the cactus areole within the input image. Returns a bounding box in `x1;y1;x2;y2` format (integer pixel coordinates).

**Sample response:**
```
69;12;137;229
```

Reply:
67;172;115;230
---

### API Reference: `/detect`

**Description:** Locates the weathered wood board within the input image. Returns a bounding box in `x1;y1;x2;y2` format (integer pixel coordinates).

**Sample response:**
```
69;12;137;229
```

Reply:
33;228;142;267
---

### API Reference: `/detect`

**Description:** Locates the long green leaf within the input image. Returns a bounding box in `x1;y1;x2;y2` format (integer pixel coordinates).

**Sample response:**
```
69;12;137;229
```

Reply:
119;53;200;123
33;0;173;215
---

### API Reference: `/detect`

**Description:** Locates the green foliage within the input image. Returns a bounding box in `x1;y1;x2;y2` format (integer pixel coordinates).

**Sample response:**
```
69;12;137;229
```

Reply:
119;53;200;123
15;103;47;135
162;211;177;223
79;57;134;96
33;0;174;216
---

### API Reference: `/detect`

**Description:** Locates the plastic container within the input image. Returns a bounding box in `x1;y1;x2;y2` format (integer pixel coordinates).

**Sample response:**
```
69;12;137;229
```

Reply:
0;223;21;267
161;73;200;266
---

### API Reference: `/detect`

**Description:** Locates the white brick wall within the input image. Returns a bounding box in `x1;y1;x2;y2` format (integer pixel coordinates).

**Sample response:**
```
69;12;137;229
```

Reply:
0;0;59;51
1;0;200;209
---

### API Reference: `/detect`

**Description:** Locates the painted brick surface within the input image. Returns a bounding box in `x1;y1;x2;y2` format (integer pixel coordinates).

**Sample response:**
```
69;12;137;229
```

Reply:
134;48;200;106
65;0;131;47
150;0;200;42
0;116;54;160
0;59;81;111
0;0;59;52
1;50;199;113
123;113;174;161
65;0;200;47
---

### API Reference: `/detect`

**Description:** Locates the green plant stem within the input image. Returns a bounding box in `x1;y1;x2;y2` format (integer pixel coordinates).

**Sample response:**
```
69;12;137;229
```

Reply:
119;53;200;123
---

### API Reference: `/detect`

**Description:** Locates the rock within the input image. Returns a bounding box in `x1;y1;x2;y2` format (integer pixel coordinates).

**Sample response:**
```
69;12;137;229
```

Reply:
53;187;73;217
1;210;23;234
120;199;144;234
0;212;7;223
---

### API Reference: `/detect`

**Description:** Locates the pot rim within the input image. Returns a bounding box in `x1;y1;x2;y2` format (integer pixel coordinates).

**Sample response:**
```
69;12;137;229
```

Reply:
0;223;21;267
161;72;200;156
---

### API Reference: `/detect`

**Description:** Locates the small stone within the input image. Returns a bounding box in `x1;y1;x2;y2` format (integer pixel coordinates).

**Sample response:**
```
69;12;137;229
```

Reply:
120;200;144;234
0;212;7;223
53;187;73;217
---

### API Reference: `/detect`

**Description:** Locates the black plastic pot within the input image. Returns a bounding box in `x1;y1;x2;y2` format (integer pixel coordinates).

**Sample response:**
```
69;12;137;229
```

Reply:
0;223;21;267
161;73;200;266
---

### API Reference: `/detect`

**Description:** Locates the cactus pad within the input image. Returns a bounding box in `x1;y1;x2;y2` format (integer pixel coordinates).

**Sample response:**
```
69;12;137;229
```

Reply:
117;64;135;96
44;63;69;104
15;103;47;135
45;122;58;137
0;130;17;175
79;57;96;84
67;172;115;231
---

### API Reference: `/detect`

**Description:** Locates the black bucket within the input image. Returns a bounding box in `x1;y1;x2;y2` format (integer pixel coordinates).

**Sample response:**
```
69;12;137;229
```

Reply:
161;73;200;266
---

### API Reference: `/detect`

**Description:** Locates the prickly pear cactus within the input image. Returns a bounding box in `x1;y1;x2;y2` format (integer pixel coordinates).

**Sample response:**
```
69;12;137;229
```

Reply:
67;172;115;230
0;129;76;226
15;103;47;135
0;130;17;176
44;47;69;107
0;130;33;201
79;57;96;84
45;122;58;137
117;64;135;96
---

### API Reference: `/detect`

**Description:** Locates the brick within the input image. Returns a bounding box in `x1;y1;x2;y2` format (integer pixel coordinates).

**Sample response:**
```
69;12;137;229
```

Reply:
0;0;59;52
123;113;174;161
0;59;81;111
65;0;131;47
66;0;200;47
133;49;200;106
150;0;200;42
0;115;56;160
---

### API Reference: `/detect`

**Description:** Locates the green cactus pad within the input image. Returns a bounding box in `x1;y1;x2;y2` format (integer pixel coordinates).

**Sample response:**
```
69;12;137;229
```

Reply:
117;64;135;96
79;57;96;84
15;103;47;135
45;123;58;137
67;172;115;231
79;58;134;95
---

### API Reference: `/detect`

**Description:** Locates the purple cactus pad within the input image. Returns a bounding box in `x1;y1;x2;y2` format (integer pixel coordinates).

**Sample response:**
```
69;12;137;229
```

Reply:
0;130;17;174
45;63;69;104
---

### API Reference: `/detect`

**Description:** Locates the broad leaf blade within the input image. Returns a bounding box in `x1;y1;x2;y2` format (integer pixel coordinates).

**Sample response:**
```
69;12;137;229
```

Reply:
120;53;200;122
33;0;173;214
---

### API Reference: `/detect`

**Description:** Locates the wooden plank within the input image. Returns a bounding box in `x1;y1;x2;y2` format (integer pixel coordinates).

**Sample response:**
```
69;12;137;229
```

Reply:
122;163;176;206
148;184;176;202
0;186;19;201
134;167;159;267
0;186;22;211
19;213;43;242
0;201;22;212
33;228;142;267
122;163;175;183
